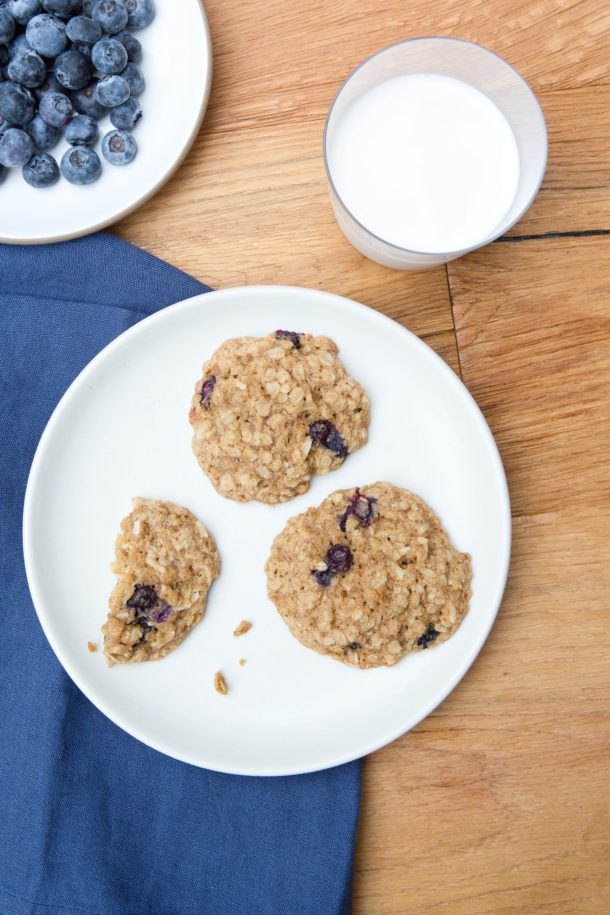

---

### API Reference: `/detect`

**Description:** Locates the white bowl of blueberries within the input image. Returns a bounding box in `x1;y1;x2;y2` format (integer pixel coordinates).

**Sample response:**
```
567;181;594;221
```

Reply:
0;0;212;241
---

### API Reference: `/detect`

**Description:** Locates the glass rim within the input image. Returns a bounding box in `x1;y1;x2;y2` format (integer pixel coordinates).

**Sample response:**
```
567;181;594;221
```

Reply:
322;36;548;260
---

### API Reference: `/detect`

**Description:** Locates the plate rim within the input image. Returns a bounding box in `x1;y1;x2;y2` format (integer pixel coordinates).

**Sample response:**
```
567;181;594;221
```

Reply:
0;0;213;246
22;284;512;775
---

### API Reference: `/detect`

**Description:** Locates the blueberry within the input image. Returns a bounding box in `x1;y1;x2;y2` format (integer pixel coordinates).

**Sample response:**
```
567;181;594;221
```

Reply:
60;142;100;183
311;568;334;587
152;600;172;624
33;70;61;100
274;329;301;349
352;493;378;523
326;543;353;573
199;374;216;408
125;585;172;631
0;45;8;68
0;164;7;183
0;124;32;164
41;0;82;16
66;14;100;43
81;0;91;10
135;615;153;638
8;0;41;26
71;78;105;117
92;0;127;34
109;94;139;128
127;584;161;617
126;583;157;612
312;543;354;586
416;626;439;649
90;36;126;74
7;32;31;57
22;150;58;185
27;112;59;148
55;49;91;89
26;13;68;57
121;60;143;95
65;112;97;144
339;488;378;532
70;40;91;56
125;0;154;29
0;9;16;44
0;112;9;134
101;127;135;164
308;419;348;460
115;29;140;62
325;428;348;458
7;48;46;87
95;72;128;106
0;80;35;124
38;88;72;125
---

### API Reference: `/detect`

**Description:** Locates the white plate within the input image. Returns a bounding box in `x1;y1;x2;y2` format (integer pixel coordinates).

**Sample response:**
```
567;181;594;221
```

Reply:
1;1;211;244
23;286;511;776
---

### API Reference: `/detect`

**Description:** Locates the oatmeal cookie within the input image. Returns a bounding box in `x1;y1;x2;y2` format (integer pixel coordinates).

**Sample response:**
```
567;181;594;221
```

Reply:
266;483;472;668
102;498;220;666
188;331;369;504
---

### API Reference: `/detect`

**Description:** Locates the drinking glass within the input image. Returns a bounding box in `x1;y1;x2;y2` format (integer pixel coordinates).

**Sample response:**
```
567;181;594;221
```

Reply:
323;37;548;270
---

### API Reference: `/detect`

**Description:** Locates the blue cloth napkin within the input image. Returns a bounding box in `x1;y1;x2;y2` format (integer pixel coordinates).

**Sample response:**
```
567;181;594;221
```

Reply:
0;233;360;915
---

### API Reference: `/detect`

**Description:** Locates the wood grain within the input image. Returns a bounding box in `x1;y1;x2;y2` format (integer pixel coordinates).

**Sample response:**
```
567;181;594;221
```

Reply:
507;85;610;235
115;0;610;911
449;238;610;516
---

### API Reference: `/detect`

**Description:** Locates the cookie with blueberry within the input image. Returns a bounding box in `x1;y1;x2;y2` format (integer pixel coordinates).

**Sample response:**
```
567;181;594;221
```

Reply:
102;498;220;665
266;483;472;667
188;332;369;504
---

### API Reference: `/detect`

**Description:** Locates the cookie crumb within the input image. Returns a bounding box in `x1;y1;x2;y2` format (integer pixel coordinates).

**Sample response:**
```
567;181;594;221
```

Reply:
87;641;97;653
239;658;247;666
214;671;228;695
233;620;252;637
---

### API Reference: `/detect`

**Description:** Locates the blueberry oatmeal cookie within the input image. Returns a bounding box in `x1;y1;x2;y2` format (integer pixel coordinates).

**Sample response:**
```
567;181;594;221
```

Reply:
266;483;472;668
188;332;369;504
102;498;220;665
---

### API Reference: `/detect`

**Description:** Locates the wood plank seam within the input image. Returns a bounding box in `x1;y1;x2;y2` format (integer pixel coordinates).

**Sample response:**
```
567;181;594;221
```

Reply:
498;229;610;242
444;264;464;380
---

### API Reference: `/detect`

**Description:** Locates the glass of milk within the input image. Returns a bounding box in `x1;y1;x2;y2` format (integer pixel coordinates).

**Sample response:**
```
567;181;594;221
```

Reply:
324;38;547;270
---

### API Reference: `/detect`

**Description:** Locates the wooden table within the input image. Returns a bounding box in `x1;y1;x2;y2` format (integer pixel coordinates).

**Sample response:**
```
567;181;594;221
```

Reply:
116;1;610;910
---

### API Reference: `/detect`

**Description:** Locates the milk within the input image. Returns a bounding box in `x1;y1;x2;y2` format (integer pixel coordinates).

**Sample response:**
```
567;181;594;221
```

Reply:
327;73;520;254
